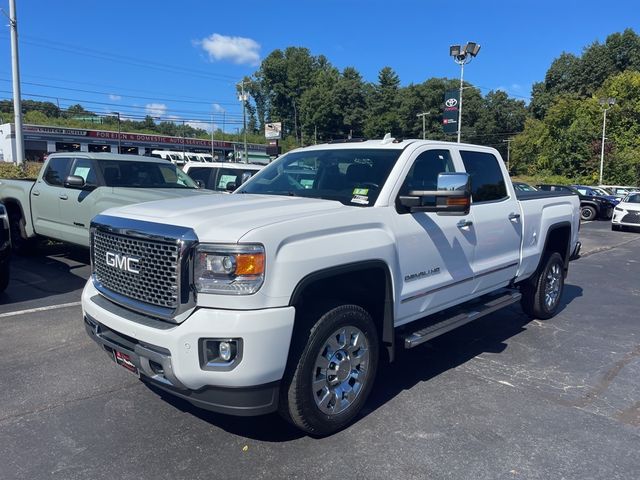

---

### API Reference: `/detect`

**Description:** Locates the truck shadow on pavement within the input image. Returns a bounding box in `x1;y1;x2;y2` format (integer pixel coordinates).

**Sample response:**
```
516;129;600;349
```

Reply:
145;284;583;441
0;243;90;307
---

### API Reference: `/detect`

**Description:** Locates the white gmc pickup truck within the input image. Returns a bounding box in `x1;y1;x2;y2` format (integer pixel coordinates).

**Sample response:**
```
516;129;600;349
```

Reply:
82;138;581;435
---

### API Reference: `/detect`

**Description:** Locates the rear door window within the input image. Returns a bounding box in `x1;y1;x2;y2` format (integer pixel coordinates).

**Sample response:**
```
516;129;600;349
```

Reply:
43;157;72;186
460;151;507;203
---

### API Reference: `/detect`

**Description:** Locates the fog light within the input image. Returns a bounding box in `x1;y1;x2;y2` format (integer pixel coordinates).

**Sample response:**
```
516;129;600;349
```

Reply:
219;341;231;361
199;338;242;370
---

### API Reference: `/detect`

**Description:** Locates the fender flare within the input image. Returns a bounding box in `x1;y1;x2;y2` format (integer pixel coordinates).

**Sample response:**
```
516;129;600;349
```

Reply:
289;260;396;362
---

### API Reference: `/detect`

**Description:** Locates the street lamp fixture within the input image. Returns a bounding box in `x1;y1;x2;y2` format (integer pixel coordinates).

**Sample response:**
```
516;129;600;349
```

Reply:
449;41;481;143
598;97;616;185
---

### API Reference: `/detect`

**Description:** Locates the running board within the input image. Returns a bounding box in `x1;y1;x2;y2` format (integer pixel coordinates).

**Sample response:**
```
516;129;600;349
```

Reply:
402;290;522;349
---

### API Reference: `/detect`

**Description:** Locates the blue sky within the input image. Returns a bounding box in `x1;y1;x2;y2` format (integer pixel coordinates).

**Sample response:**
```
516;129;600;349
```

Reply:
1;0;638;132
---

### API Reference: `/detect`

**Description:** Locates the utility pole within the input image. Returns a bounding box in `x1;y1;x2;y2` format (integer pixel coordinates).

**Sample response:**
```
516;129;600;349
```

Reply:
502;138;512;173
416;112;430;140
599;97;616;185
211;113;215;158
8;0;24;165
238;80;248;163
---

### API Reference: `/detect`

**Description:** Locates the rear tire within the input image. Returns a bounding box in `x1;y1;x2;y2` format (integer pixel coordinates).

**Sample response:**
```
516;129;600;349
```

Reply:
580;205;596;222
8;210;39;255
0;259;9;293
279;304;379;436
520;252;565;319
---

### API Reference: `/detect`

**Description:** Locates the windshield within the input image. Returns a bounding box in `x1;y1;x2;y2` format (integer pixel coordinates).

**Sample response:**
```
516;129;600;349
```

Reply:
237;148;401;206
624;193;640;204
99;160;198;188
187;166;259;191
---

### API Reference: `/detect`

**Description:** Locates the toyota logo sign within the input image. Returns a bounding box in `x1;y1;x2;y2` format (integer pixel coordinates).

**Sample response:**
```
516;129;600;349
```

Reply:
445;98;458;108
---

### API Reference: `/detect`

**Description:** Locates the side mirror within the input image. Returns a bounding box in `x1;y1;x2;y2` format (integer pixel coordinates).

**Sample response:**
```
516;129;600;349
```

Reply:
225;182;237;192
239;172;253;185
399;172;471;215
195;179;205;189
64;175;86;189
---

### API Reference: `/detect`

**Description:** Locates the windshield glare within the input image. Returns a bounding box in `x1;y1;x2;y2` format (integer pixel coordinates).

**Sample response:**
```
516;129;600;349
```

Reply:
99;160;198;188
237;149;401;206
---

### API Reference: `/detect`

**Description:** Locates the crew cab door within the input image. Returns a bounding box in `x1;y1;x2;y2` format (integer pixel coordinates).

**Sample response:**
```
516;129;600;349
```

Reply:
392;147;476;324
458;149;522;292
60;157;101;247
30;156;72;239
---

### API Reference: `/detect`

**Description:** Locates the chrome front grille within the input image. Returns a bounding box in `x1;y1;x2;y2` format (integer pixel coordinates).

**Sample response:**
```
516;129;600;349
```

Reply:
93;230;180;308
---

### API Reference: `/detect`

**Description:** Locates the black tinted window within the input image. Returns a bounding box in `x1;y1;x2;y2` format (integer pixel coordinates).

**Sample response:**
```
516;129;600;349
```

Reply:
43;157;71;186
400;150;454;194
186;167;212;187
460;151;507;203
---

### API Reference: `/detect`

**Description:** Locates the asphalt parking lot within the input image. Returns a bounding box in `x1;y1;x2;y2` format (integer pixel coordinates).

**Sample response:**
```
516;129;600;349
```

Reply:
1;221;639;480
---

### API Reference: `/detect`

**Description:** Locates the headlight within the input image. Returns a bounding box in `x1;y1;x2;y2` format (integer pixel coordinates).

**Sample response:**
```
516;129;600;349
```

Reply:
194;244;265;295
614;206;626;213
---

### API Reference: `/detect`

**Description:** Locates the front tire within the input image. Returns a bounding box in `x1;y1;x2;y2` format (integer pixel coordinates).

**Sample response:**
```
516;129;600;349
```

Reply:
612;224;622;231
580;205;596;222
520;252;565;319
279;305;379;436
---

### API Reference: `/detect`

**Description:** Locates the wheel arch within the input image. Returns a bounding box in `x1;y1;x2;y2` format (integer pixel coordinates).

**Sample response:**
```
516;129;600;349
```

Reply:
540;221;572;272
289;260;396;362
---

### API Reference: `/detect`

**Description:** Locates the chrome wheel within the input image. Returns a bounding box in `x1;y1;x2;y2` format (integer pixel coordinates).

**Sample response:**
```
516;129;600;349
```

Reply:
544;262;562;310
312;326;370;416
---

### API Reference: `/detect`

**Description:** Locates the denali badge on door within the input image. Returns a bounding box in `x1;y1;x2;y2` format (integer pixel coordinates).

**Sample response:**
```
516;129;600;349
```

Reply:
105;251;140;274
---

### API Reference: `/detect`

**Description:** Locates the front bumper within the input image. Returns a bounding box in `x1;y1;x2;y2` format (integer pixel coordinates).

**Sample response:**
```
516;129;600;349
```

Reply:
611;209;640;227
82;280;295;415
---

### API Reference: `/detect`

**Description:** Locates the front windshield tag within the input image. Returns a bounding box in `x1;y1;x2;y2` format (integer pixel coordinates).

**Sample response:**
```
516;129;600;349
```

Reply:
351;195;369;205
353;188;369;195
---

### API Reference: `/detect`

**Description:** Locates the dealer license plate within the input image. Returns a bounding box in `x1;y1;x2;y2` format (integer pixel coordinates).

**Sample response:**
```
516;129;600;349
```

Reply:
113;350;139;376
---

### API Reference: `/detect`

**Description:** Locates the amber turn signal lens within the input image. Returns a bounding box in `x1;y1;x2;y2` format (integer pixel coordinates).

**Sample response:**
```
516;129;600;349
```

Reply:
235;253;265;275
446;197;469;206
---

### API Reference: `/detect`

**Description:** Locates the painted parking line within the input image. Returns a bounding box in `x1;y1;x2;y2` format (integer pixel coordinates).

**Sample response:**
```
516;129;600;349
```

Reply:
0;301;82;318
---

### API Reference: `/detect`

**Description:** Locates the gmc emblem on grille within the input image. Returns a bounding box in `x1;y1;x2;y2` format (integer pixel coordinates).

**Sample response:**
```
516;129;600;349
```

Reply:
105;251;140;274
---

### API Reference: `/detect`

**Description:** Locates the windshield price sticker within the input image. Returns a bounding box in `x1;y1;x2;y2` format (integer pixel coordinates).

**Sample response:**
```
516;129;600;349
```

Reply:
351;195;369;205
352;188;369;195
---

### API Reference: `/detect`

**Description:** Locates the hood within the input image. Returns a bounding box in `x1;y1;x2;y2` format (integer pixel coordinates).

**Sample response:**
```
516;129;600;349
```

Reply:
110;187;215;203
101;193;346;243
618;201;640;211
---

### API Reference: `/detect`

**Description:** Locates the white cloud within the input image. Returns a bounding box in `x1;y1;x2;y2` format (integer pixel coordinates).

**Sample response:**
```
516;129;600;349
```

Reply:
109;94;122;101
186;120;215;132
145;103;167;117
212;103;225;113
197;33;261;66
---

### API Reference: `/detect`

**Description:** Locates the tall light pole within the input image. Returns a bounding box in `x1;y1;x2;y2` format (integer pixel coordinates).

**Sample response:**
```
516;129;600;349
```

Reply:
238;80;248;163
502;138;512;172
416;111;430;140
599;97;616;185
8;0;24;165
449;42;481;143
111;112;121;152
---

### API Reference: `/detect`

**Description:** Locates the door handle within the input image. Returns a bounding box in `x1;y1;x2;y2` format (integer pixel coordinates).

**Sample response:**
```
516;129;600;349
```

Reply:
32;190;40;196
457;219;473;228
508;212;521;220
59;194;68;200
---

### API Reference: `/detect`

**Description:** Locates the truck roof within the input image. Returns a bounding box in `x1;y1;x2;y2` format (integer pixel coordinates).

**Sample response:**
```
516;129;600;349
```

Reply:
296;138;498;152
46;152;169;164
183;162;263;170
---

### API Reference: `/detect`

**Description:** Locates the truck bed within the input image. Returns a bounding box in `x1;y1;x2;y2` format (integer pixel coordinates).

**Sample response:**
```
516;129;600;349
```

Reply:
515;190;576;201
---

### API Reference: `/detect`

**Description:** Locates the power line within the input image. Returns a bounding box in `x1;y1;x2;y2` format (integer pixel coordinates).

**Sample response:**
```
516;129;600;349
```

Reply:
0;90;246;121
0;32;240;83
0;77;240;108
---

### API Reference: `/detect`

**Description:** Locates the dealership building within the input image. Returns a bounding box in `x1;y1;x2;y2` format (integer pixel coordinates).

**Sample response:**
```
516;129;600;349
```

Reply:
0;123;270;163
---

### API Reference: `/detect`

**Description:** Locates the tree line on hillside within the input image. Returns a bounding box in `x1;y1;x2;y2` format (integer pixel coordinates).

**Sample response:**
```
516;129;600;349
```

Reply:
2;28;639;184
